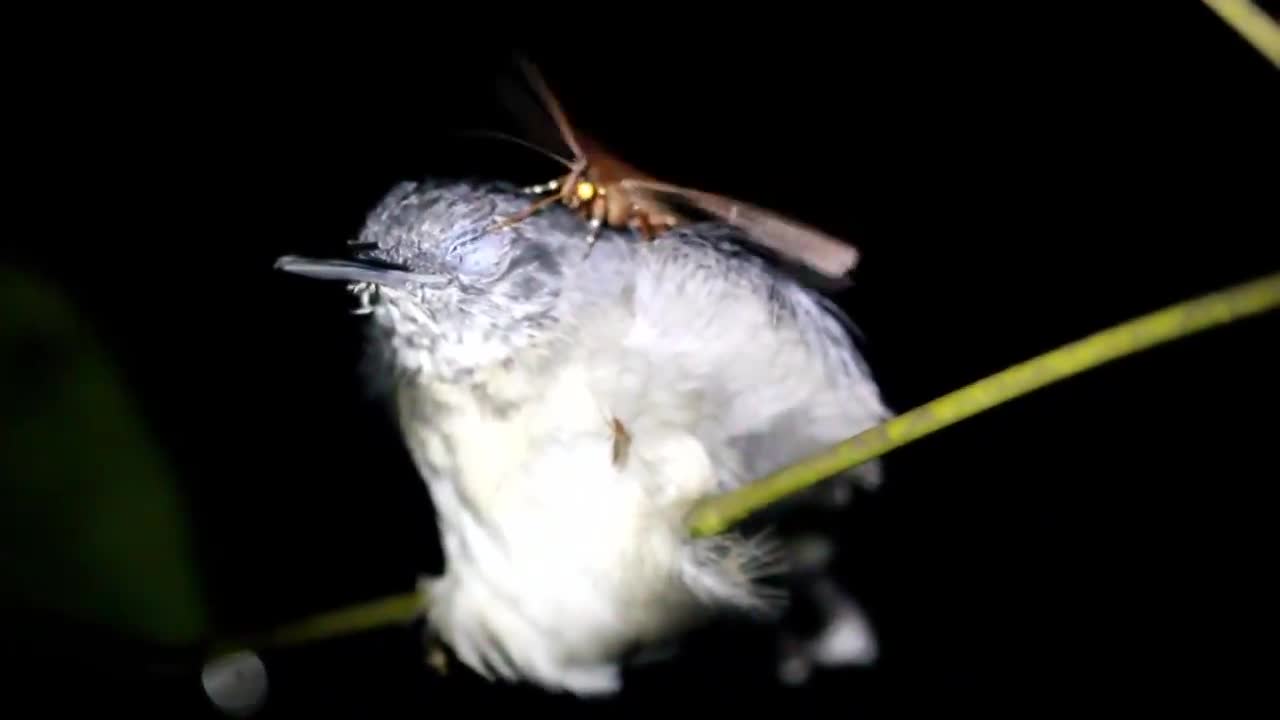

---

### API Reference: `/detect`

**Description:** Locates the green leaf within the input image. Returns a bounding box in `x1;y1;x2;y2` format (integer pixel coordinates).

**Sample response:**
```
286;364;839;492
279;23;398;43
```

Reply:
0;266;209;646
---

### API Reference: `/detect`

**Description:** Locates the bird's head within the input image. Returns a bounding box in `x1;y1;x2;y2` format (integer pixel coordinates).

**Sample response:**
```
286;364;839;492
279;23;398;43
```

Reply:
276;178;591;382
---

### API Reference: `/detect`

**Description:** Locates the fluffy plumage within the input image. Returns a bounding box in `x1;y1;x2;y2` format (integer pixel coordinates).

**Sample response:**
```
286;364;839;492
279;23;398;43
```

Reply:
277;177;891;695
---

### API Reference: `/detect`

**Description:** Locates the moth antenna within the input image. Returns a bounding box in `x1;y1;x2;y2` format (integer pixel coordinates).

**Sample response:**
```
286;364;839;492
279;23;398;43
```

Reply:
451;128;576;169
513;53;587;163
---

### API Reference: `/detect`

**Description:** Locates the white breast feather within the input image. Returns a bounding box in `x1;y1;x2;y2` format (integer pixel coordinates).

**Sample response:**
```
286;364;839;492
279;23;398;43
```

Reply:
401;353;722;695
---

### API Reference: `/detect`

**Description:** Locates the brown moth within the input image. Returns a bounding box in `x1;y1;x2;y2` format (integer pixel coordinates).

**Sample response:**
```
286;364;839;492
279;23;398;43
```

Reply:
488;56;862;281
608;415;632;469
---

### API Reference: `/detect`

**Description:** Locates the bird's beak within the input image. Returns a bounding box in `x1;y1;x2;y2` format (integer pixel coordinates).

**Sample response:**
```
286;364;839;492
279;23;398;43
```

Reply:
274;255;427;290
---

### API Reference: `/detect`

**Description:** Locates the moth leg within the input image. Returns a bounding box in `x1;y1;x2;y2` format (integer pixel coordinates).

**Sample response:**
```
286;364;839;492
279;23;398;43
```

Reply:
628;208;655;241
487;192;563;232
521;178;561;195
585;217;603;248
652;213;679;238
584;195;607;249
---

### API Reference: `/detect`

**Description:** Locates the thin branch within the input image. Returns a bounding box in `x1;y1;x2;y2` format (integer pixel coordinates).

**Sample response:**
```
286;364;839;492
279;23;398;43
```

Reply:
208;592;424;658
1202;0;1280;68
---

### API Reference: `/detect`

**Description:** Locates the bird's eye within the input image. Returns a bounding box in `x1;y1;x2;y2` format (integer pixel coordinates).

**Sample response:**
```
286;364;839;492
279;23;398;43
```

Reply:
449;232;510;279
576;182;596;201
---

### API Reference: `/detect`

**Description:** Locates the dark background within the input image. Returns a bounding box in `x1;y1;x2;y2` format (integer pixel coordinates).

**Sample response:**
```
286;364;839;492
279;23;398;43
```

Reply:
6;4;1279;717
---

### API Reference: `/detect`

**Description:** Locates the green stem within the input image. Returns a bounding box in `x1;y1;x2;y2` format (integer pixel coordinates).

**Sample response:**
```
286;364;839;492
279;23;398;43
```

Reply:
208;591;423;657
1202;0;1280;68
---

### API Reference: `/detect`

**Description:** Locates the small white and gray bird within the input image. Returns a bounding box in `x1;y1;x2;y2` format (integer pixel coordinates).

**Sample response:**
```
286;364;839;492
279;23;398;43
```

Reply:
274;177;892;696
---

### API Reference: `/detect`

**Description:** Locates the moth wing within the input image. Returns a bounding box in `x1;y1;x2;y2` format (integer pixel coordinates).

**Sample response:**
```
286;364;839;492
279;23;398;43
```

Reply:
618;178;861;279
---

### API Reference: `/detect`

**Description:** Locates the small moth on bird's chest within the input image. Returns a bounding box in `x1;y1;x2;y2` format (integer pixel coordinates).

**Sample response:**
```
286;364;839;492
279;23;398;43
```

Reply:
608;416;631;468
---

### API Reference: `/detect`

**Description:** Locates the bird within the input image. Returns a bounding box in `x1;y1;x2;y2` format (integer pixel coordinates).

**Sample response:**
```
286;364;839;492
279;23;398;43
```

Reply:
274;176;892;696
